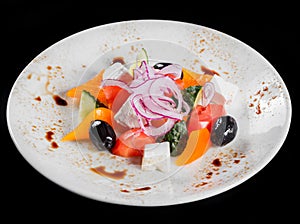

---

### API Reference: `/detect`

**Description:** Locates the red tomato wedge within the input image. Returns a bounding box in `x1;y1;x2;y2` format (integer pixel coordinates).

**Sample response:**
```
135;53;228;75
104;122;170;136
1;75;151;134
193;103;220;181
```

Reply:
102;86;123;109
111;129;155;157
188;104;226;133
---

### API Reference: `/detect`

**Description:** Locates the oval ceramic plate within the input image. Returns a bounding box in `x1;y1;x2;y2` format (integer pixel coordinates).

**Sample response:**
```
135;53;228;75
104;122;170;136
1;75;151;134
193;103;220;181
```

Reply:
7;20;291;206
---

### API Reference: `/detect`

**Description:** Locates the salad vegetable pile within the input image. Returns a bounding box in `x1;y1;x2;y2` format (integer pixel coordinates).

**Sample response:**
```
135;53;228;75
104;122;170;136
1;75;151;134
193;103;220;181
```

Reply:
62;49;238;172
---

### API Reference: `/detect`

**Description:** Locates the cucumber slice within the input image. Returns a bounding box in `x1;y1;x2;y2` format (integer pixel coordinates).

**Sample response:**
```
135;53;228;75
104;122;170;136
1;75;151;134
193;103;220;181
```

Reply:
129;48;149;75
78;90;98;122
137;48;149;64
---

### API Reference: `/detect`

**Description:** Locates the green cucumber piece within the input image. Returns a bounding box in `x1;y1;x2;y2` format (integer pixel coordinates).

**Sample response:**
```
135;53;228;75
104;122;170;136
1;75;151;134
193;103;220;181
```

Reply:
78;90;98;122
129;48;149;75
137;48;149;64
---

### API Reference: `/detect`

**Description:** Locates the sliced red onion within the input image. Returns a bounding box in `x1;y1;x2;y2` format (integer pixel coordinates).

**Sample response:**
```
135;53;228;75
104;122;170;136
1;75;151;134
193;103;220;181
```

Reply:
159;64;182;79
157;96;176;107
101;60;190;137
130;78;156;94
202;82;215;107
129;78;144;88
149;76;183;112
139;60;156;79
142;96;184;120
142;118;176;137
100;79;133;93
133;68;143;80
131;94;163;120
148;96;175;112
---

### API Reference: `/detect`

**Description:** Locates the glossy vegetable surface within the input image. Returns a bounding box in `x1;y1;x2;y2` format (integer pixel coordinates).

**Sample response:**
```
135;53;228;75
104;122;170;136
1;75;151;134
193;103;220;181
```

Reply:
175;128;210;166
210;115;238;146
111;129;155;157
89;120;116;151
61;108;113;141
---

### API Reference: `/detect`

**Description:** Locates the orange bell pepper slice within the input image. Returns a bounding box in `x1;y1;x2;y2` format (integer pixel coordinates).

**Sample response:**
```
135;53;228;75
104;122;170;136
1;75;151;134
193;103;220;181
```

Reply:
61;107;113;142
175;128;211;166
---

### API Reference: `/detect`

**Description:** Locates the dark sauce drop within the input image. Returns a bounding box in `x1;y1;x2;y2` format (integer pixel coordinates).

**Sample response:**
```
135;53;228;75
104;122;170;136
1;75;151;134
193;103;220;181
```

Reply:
51;141;59;149
134;187;151;191
212;158;222;167
45;131;54;142
53;95;68;106
206;172;213;179
234;159;240;164
34;96;41;101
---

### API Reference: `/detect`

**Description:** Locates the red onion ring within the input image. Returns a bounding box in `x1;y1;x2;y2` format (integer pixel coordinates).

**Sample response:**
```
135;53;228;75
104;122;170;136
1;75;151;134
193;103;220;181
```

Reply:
102;61;190;136
202;82;215;107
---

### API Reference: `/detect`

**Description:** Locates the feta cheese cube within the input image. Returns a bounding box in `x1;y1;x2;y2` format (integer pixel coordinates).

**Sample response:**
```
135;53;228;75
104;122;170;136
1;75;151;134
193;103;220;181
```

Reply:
142;142;170;173
114;98;140;128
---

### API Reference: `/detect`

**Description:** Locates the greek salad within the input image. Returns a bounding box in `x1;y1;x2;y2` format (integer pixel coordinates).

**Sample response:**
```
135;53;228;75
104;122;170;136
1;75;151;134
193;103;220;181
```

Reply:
62;48;238;172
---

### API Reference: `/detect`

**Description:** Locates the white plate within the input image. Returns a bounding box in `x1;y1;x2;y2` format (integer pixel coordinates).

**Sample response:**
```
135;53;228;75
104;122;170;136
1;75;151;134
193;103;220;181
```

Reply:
7;20;291;206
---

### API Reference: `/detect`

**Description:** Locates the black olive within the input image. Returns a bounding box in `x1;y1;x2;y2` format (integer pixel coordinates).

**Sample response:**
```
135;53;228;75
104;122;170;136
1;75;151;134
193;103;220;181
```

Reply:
153;62;183;79
210;116;238;146
89;120;116;151
153;62;173;69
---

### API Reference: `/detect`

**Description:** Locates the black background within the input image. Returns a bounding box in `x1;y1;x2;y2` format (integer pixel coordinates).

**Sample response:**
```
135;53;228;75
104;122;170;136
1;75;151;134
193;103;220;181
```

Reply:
1;2;298;223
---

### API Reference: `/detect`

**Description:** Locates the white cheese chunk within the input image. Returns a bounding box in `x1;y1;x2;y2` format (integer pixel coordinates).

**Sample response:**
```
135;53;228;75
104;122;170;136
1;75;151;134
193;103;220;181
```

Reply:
102;62;129;80
210;75;239;106
142;142;170;173
114;98;140;128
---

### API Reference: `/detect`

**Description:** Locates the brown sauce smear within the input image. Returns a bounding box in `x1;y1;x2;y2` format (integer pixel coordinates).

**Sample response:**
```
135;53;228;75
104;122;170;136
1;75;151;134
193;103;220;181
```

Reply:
90;166;127;180
53;95;68;106
34;96;41;101
112;57;125;65
206;172;213;179
212;158;222;167
195;182;208;188
256;104;262;114
45;131;54;142
134;187;151;191
234;159;240;164
51;141;59;149
201;65;220;76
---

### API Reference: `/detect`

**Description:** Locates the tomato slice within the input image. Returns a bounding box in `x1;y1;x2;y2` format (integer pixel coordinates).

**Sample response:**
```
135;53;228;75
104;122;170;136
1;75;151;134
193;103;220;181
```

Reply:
111;129;155;157
187;104;226;134
110;88;131;114
112;139;143;157
102;86;123;109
